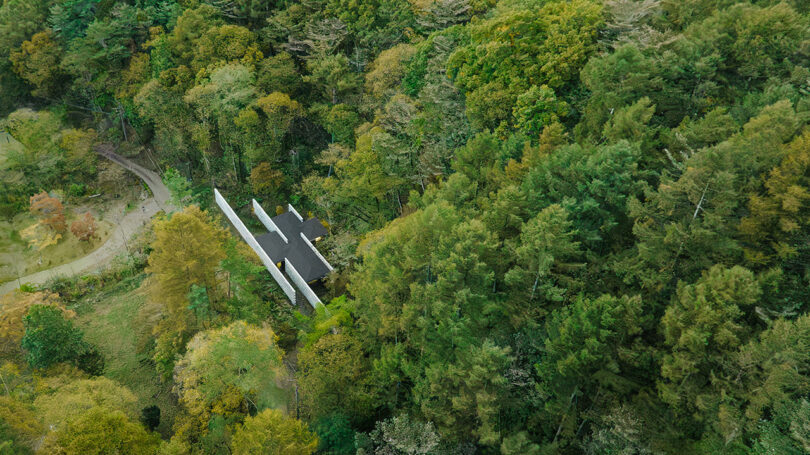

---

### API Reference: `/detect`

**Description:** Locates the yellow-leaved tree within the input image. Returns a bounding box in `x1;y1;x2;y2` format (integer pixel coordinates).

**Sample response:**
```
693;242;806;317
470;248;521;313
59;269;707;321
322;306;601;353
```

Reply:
231;409;318;455
147;205;227;309
173;321;287;419
146;205;227;379
169;321;288;450
34;376;158;454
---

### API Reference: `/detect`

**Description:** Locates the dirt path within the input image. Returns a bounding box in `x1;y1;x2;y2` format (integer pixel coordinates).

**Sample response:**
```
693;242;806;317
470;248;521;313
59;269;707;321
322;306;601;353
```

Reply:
0;146;172;294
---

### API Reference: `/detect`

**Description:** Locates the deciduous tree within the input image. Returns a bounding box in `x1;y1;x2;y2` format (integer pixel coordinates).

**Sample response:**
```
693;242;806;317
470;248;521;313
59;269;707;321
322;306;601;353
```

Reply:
297;333;373;422
357;415;441;455
147;205;227;313
231;409;318;455
173;321;287;418
29;191;65;232
0;396;40;454
34;377;140;434
10;30;65;98
43;407;160;455
70;212;97;242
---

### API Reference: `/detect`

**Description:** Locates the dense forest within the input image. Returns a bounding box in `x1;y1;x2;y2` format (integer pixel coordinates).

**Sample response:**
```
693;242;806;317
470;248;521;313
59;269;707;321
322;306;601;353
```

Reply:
3;0;810;453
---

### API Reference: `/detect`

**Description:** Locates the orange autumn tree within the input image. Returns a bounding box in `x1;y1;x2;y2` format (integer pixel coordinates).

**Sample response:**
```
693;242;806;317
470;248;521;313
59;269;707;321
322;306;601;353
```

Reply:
29;191;65;233
70;212;98;242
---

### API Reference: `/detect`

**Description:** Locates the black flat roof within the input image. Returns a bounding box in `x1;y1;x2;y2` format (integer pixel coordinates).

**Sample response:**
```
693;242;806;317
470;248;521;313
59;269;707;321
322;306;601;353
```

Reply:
254;209;330;282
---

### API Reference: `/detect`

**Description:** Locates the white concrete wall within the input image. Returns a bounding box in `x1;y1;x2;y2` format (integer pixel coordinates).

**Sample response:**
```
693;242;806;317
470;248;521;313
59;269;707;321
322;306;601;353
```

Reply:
215;189;296;304
300;232;333;272
252;199;288;243
287;204;303;222
285;259;322;308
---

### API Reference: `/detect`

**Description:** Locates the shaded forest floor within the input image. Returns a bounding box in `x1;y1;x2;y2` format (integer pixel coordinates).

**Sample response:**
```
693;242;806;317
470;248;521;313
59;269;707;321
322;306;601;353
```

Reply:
73;273;180;438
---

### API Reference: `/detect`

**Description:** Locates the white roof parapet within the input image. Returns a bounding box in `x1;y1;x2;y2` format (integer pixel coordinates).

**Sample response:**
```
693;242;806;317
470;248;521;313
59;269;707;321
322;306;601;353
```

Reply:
253;199;288;243
287;204;304;222
215;189;296;304
285;259;322;309
300;232;333;272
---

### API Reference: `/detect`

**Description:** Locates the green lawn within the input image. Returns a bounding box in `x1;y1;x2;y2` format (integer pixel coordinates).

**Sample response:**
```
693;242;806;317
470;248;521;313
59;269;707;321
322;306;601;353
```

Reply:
74;275;179;438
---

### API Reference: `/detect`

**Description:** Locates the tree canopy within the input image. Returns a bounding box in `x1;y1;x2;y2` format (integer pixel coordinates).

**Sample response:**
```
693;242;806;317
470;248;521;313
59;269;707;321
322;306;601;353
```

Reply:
4;0;810;452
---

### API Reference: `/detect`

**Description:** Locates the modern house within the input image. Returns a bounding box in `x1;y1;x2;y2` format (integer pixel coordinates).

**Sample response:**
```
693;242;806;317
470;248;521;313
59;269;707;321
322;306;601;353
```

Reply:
214;188;332;308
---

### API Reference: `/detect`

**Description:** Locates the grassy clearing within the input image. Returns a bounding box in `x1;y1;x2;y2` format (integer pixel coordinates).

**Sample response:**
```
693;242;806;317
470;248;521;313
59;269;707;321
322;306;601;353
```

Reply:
0;130;144;285
73;274;180;437
0;213;115;284
0;131;21;166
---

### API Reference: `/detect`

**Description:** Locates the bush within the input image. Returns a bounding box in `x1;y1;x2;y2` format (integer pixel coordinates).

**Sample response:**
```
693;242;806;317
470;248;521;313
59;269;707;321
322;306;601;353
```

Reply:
68;183;87;197
43;254;148;303
21;305;86;369
18;283;38;293
20;305;103;374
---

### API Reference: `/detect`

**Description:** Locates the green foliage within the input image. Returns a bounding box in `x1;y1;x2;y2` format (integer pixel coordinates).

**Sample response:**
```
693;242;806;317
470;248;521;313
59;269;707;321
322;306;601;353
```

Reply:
538;294;645;442
323;103;360;145
187;284;212;325
0;397;40;455
304;54;362;105
20;305;96;371
230;409;318;455
501;432;540;455
49;0;102;42
173;321;287;417
447;0;602;129
521;140;648;254
163;167;193;207
415;340;511;445
147;205;227;378
62;4;155;82
312;413;355;455
45;406;160;455
659;265;760;419
365;44;417;99
1;109;98;194
357;415;441;455
513;85;569;140
141;405;161;432
504;204;581;306
298;332;373;422
34;376;140;431
10;30;65;98
4;0;810;452
191;24;262;74
256;52;302;96
0;0;51;113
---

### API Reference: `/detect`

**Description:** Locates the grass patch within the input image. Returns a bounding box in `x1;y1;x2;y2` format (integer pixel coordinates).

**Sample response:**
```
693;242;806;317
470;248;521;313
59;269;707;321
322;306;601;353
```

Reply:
74;274;179;438
0;211;114;284
0;131;21;169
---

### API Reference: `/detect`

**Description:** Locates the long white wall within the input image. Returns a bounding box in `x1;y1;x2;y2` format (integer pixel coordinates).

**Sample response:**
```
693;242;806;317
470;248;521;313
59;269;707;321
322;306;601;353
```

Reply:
252;199;288;243
285;259;322;308
300;232;333;272
215;189;296;304
287;204;303;222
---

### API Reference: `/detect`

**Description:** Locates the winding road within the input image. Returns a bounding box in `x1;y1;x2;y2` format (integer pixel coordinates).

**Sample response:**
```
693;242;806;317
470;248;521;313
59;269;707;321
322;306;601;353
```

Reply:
0;146;173;295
